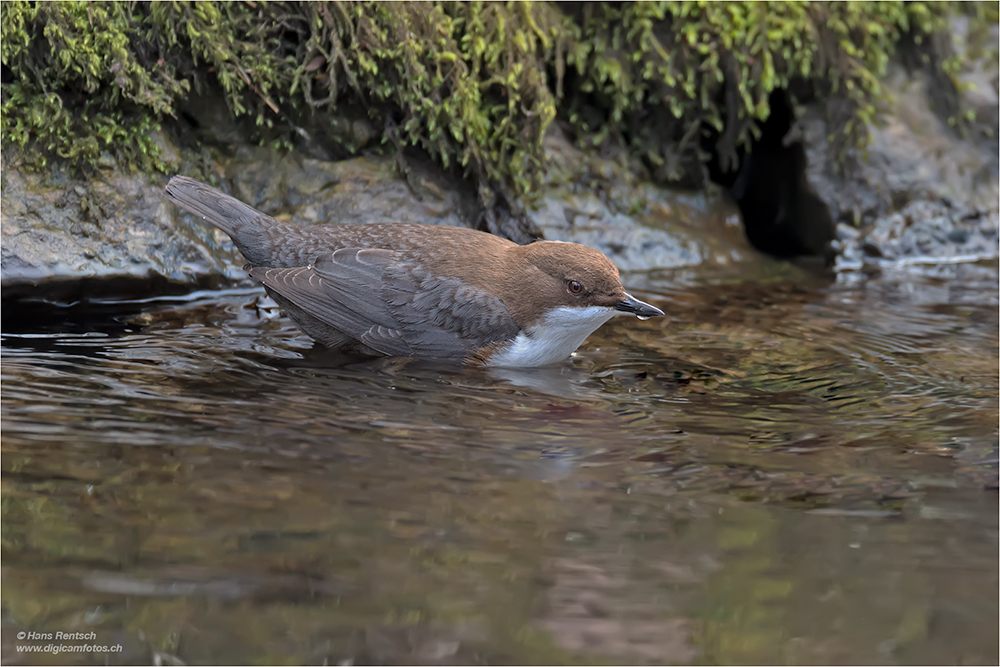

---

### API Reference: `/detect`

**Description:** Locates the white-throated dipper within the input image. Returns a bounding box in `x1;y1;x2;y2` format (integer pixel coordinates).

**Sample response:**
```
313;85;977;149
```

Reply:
164;176;663;366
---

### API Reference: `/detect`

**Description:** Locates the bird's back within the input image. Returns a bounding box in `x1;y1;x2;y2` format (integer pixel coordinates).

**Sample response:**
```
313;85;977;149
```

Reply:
164;176;515;271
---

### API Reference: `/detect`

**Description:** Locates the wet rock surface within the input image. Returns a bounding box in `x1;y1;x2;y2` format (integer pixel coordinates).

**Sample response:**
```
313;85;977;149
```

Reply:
222;149;478;231
2;134;764;300
801;64;999;229
0;161;241;298
528;131;758;272
835;200;1000;275
801;16;999;274
0;147;484;299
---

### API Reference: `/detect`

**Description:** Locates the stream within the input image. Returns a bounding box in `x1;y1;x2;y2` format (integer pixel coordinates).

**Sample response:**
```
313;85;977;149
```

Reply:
2;261;997;665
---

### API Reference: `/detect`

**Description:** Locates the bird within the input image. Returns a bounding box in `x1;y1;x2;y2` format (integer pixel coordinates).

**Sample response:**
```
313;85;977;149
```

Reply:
164;176;663;367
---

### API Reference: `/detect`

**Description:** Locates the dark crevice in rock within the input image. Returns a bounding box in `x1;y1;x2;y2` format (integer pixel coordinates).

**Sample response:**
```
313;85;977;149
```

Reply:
707;90;836;261
179;109;201;131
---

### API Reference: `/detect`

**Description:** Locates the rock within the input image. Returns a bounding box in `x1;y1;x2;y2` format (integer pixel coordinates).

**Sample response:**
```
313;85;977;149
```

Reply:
220;147;477;230
0;145;482;299
534;131;760;272
530;187;748;272
949;14;1000;142
0;157;242;299
801;15;998;276
2;129;765;300
835;200;999;275
801;66;999;230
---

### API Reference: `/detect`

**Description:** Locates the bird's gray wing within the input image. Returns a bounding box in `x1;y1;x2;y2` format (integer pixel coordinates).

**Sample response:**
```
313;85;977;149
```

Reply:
249;248;414;356
250;249;520;360
378;263;521;358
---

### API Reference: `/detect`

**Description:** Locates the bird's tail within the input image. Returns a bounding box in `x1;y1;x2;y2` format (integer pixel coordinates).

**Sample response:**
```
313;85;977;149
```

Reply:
166;175;290;265
164;176;266;240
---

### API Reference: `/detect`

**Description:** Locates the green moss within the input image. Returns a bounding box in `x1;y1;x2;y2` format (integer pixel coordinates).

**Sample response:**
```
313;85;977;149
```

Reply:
0;1;982;207
1;1;187;172
562;1;961;177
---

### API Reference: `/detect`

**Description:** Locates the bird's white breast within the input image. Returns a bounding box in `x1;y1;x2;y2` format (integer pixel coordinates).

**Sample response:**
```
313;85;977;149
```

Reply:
486;306;616;368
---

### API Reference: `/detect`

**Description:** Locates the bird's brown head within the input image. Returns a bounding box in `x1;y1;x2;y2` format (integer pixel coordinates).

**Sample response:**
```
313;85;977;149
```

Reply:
506;241;664;323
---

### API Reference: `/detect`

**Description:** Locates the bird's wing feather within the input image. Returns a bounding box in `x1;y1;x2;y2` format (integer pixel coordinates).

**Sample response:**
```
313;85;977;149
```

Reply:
250;248;412;356
310;248;398;329
249;248;519;360
380;263;521;357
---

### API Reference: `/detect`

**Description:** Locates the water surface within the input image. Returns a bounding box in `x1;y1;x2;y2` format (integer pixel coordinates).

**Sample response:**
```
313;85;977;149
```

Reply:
2;262;997;665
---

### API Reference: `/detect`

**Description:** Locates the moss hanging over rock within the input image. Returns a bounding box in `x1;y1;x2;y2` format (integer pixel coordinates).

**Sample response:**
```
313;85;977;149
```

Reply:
560;1;971;180
0;1;983;209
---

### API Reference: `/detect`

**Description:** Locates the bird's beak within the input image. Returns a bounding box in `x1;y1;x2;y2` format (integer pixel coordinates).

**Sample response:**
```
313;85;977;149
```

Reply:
615;293;664;318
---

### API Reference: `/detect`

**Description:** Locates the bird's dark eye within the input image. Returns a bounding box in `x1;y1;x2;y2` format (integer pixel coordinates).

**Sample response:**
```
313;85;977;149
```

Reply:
566;280;584;294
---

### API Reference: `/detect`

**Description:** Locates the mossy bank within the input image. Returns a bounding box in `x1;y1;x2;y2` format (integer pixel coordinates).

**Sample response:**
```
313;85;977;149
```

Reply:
4;2;992;200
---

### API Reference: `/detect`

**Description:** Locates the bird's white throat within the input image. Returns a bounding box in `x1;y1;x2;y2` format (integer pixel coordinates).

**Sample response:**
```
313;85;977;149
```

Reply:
486;306;616;368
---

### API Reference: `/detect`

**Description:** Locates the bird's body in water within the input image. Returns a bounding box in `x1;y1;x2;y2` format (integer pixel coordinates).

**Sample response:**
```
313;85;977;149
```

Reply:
164;176;663;367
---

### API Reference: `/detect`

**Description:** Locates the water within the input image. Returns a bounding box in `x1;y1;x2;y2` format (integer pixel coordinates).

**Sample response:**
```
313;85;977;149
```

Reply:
2;263;997;665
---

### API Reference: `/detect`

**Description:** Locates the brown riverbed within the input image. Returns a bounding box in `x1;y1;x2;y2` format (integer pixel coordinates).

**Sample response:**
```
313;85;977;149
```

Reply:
2;261;997;665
